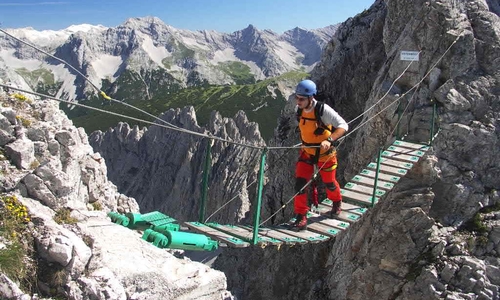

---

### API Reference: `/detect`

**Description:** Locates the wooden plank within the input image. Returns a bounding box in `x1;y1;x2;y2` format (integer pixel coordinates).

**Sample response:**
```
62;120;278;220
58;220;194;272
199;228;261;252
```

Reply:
366;162;408;176
321;199;368;216
350;175;395;191
244;226;308;244
306;222;342;237
307;211;351;230
274;226;330;243
387;145;427;157
382;150;421;163
393;140;430;151
360;169;401;183
314;203;361;223
343;182;386;197
215;224;283;246
184;222;250;248
376;157;414;169
341;189;379;207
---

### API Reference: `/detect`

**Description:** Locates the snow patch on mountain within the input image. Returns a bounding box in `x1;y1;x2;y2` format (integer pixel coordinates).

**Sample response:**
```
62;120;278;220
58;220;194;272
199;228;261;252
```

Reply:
212;48;237;63
5;24;107;48
141;37;171;67
0;49;41;70
275;41;300;67
65;24;107;33
91;54;123;80
0;48;79;99
181;36;211;50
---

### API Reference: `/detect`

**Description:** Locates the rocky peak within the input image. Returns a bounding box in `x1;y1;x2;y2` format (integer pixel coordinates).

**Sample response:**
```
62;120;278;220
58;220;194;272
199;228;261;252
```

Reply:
240;24;259;34
122;16;167;30
283;25;339;65
119;16;175;41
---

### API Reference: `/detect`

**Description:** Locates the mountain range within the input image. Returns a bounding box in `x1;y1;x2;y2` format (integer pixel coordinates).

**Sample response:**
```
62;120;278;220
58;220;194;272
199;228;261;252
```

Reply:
0;17;338;103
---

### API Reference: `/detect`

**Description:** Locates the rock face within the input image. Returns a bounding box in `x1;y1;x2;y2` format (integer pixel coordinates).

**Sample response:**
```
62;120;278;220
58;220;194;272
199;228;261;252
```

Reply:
215;0;500;299
89;108;265;224
0;86;231;299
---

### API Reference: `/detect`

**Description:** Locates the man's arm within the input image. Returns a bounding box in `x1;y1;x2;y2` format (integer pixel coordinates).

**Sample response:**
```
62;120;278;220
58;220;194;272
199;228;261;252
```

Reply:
320;104;348;150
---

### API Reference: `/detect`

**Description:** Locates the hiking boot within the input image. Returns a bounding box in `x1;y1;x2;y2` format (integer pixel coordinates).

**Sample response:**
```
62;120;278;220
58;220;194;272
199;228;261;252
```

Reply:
330;200;342;218
291;214;307;231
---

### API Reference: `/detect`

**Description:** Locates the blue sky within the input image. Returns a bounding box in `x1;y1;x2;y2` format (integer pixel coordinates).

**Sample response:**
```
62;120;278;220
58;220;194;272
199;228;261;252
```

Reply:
0;0;375;33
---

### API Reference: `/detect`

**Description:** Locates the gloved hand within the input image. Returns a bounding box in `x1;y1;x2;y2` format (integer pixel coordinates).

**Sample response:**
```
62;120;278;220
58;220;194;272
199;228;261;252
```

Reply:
327;137;340;149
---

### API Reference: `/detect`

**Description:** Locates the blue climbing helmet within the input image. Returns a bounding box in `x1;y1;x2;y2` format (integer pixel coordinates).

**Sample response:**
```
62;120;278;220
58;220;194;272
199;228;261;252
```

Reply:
295;79;317;97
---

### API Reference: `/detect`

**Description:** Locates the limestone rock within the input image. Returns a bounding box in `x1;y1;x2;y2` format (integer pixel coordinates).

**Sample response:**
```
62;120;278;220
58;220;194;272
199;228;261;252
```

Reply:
0;90;230;299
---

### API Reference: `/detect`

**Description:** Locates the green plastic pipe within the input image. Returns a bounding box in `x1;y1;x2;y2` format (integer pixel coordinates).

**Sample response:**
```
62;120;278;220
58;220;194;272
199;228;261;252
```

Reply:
371;148;382;208
252;147;268;245
199;140;212;223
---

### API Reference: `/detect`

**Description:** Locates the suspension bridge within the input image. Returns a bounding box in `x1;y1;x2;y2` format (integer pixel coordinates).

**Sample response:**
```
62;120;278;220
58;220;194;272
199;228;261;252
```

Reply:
0;27;458;251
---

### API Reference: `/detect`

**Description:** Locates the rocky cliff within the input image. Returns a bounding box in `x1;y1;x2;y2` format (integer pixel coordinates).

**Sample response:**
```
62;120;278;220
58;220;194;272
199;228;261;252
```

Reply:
0;86;232;299
215;0;500;299
89;108;265;224
5;0;499;299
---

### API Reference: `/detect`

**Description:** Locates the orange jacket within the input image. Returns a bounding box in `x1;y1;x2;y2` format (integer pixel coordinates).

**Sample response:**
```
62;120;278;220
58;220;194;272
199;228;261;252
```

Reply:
298;108;337;163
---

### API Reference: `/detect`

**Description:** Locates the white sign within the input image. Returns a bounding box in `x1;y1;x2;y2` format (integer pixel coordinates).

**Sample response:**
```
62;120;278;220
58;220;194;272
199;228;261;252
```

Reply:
400;51;420;61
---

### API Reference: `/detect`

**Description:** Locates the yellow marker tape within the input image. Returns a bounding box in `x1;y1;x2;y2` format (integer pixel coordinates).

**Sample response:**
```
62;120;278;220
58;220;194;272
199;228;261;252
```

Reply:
100;91;111;100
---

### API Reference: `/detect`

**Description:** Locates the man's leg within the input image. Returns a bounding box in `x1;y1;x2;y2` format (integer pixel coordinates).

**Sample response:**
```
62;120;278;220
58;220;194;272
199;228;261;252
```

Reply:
319;159;342;216
293;152;314;230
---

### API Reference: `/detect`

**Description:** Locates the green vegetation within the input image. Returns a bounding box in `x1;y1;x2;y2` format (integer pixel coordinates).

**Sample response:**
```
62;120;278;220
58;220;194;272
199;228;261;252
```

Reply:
67;70;308;140
462;202;500;235
29;160;40;170
54;208;78;225
12;93;29;102
91;201;103;211
15;67;63;98
0;194;37;292
174;41;196;59
217;61;255;84
15;67;55;86
16;115;32;127
161;39;199;69
460;202;500;251
162;57;173;69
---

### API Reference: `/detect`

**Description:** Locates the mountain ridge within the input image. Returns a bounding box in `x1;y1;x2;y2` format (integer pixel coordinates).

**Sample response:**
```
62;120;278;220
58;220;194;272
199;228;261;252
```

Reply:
0;16;338;102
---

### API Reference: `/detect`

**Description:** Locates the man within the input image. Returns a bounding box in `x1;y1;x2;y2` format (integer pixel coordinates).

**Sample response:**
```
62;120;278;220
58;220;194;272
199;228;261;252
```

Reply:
291;79;348;231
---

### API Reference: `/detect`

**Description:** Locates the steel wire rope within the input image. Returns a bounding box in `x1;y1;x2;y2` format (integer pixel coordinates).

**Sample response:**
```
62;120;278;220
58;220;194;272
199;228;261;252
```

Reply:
2;27;462;231
346;55;420;127
204;141;305;222
341;31;463;142
0;28;182;130
256;153;333;228
2;80;328;226
388;88;418;139
203;147;262;223
0;84;266;150
0;28;326;229
254;31;464;228
263;57;418;152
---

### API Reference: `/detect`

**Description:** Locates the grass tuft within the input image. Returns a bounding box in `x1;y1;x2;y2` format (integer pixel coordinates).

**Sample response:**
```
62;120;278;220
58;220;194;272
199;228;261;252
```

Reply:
54;208;78;225
0;194;36;292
